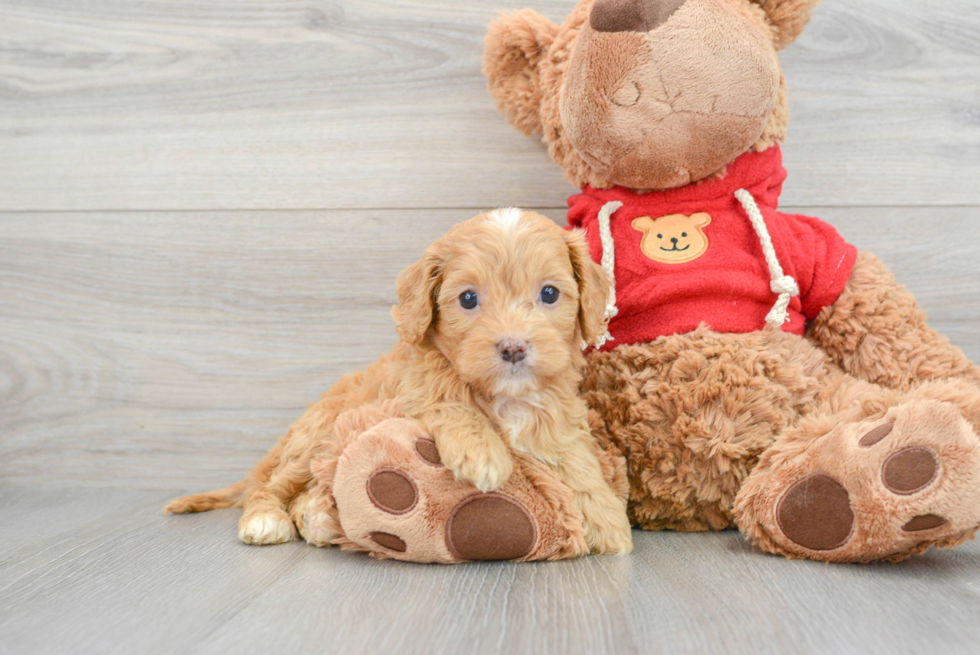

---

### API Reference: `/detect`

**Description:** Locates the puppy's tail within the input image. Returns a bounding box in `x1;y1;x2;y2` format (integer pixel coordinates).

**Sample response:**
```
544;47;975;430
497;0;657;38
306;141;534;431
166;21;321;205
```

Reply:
163;479;248;515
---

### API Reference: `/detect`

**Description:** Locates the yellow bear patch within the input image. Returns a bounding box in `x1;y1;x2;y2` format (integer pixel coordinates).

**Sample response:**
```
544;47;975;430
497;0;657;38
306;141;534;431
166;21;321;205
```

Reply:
631;213;712;264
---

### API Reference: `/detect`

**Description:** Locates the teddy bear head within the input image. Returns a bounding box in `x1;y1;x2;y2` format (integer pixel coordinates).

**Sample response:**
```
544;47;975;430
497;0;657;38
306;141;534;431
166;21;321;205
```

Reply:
483;0;820;191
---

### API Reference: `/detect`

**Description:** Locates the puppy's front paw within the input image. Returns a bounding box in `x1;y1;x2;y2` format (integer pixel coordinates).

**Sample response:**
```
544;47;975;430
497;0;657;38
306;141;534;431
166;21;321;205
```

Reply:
440;435;513;492
300;512;342;547
579;494;633;556
238;508;296;545
587;520;634;556
292;496;341;547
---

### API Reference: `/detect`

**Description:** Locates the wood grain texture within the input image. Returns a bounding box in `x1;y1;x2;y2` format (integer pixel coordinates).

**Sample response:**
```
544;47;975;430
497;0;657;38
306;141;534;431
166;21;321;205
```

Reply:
0;0;979;211
2;488;980;655
2;207;978;490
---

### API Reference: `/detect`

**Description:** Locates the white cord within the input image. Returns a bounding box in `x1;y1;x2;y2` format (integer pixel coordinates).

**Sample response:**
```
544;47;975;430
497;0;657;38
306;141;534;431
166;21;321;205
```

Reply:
592;201;622;349
734;188;799;328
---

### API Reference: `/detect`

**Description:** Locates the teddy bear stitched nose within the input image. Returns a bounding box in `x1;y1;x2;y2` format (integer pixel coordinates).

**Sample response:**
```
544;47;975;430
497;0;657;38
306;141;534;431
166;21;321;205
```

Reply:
590;0;688;33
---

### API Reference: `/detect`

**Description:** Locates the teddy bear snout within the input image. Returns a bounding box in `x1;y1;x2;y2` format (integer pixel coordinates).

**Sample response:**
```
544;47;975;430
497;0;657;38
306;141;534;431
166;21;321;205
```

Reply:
591;0;688;34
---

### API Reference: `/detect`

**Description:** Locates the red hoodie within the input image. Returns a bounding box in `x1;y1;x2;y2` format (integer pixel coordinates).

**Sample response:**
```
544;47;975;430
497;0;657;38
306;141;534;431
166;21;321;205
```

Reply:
567;146;857;351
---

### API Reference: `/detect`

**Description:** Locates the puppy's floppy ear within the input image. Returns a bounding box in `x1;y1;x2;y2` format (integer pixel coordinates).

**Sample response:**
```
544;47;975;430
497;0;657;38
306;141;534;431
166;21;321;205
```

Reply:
391;241;445;344
564;228;611;347
751;0;821;50
483;9;559;136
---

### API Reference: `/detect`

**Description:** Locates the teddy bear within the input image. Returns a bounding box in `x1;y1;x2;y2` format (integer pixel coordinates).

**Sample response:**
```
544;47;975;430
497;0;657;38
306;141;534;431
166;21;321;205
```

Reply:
476;0;980;562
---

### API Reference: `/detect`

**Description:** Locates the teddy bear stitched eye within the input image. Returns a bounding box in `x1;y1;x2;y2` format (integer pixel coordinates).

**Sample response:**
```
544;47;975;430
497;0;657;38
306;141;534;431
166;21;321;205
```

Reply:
459;291;479;310
540;285;560;304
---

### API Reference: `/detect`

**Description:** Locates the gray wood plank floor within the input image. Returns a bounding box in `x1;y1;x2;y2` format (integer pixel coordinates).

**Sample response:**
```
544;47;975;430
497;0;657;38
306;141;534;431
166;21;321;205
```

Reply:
2;0;980;652
2;488;980;655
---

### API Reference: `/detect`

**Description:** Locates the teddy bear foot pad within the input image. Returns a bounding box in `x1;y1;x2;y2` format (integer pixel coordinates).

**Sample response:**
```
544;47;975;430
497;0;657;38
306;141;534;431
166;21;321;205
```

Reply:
756;400;980;562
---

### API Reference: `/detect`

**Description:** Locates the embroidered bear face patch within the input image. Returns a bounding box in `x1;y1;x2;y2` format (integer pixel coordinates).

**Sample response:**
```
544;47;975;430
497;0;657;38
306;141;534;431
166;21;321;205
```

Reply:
631;213;712;264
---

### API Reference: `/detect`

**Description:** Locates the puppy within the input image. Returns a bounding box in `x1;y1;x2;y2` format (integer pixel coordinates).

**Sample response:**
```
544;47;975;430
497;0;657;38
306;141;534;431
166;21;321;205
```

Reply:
165;209;633;555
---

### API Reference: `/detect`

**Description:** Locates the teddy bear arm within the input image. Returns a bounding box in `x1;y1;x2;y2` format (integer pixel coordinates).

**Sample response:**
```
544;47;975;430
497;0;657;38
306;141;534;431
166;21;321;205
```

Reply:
808;250;980;392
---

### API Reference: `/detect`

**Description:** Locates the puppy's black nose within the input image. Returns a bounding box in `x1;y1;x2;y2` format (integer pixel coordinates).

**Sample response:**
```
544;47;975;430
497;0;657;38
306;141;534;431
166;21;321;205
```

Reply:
591;0;687;33
671;237;678;243
498;339;528;363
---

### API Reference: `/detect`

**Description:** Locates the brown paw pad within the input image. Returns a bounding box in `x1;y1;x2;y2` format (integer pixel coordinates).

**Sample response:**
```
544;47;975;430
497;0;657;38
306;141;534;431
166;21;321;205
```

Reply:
882;448;938;495
776;474;854;551
859;422;894;448
369;531;407;552
415;438;442;467
367;468;418;514
902;514;948;532
445;493;536;561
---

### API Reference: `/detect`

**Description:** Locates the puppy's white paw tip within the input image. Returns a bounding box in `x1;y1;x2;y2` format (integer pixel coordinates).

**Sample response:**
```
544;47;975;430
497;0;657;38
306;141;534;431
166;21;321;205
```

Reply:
239;513;295;545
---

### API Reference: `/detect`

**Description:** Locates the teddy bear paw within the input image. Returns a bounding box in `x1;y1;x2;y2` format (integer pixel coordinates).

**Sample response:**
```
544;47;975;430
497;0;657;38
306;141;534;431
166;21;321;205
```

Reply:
329;416;552;562
769;400;980;561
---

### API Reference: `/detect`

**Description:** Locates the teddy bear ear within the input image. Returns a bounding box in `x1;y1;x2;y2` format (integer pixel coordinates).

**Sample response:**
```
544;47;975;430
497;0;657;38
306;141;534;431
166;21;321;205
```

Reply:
692;212;712;228
482;9;559;136
631;216;655;230
751;0;821;50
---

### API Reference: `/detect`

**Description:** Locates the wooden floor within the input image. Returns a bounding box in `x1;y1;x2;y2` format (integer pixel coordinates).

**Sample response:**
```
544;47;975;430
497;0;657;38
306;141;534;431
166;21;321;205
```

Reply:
3;488;980;655
2;0;980;652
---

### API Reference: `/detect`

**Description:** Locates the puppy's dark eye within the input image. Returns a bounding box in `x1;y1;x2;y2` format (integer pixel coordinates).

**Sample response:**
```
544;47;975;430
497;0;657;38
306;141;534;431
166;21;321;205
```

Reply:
459;290;479;310
681;232;688;238
657;234;663;239
540;285;560;305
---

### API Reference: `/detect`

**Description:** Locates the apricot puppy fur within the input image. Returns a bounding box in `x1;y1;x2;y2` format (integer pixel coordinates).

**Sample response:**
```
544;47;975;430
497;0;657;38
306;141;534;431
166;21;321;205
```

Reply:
165;209;633;556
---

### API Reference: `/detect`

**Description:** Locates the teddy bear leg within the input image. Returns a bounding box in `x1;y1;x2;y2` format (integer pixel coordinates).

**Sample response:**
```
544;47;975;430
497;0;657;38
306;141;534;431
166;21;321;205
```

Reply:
734;375;980;562
307;403;592;563
809;251;980;391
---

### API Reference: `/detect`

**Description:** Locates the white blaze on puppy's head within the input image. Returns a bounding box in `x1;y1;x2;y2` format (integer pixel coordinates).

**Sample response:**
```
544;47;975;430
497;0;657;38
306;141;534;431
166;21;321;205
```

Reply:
392;209;612;397
487;207;526;234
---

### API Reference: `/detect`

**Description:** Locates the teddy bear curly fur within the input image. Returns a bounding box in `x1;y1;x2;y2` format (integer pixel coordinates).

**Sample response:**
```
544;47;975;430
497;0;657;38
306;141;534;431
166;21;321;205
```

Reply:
483;0;980;562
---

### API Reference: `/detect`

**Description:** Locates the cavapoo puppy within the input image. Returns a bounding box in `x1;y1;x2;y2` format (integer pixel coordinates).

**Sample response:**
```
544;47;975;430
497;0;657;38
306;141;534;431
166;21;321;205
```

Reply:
165;209;633;555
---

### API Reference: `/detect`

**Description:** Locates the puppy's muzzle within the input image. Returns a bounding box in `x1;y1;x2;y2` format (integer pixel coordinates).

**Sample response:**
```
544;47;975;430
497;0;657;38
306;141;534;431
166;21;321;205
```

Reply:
497;338;528;363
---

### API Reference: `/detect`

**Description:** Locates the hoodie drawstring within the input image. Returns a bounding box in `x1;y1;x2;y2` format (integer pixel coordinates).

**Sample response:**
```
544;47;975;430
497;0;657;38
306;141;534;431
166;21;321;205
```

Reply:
734;189;799;328
592;200;623;349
